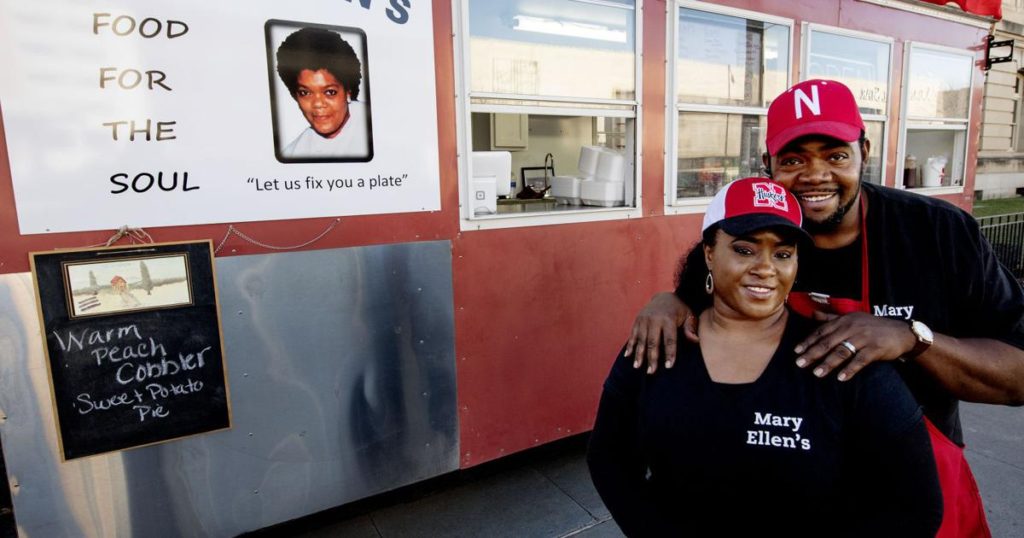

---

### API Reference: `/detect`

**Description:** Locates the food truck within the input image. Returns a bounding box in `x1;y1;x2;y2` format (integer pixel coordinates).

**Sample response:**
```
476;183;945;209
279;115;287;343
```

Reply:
0;0;999;535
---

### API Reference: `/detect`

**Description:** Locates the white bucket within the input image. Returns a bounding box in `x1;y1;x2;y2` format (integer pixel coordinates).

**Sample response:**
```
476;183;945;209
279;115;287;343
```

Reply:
922;156;947;187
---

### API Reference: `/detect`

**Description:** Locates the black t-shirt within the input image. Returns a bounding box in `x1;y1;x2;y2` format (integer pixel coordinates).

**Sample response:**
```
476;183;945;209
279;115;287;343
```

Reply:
795;183;1024;445
796;234;862;299
588;314;942;537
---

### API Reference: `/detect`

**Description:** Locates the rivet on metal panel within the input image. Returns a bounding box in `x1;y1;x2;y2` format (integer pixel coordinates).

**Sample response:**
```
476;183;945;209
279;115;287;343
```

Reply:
422;392;428;397
243;373;248;377
417;287;422;292
253;490;259;495
418;339;424;344
248;432;254;437
237;311;243;315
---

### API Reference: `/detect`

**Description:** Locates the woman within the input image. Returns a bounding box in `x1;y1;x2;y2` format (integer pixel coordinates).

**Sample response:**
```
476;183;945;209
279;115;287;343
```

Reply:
275;26;371;160
587;177;942;537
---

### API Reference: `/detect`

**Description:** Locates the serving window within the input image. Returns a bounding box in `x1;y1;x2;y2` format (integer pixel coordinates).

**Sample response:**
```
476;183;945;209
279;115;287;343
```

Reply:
898;44;973;191
455;0;641;227
803;26;893;186
669;3;792;206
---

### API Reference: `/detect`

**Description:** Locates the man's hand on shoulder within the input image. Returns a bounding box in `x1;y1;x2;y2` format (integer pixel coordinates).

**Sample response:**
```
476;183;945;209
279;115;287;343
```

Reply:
624;292;694;374
794;311;916;381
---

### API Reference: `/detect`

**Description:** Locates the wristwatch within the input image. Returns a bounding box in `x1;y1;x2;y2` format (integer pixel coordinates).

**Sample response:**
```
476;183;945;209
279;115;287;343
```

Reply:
906;319;934;359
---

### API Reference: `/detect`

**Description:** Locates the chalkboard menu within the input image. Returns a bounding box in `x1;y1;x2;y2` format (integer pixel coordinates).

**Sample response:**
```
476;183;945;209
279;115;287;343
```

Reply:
30;241;230;460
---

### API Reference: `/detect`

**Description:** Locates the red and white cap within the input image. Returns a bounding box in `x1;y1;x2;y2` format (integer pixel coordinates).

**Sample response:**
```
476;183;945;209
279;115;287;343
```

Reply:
702;177;810;241
765;79;864;155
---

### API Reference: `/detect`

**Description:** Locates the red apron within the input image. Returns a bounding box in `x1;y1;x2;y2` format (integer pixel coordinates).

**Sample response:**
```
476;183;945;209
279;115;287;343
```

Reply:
788;201;991;538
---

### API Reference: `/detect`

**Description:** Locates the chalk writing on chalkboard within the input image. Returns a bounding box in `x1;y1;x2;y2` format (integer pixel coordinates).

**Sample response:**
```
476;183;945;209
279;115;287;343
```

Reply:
30;241;230;461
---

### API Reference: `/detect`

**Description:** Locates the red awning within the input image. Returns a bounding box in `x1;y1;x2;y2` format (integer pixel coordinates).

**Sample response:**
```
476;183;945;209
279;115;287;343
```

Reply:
919;0;1002;19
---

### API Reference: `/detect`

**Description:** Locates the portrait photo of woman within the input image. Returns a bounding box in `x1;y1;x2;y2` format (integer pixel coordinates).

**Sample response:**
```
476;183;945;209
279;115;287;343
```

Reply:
266;21;373;162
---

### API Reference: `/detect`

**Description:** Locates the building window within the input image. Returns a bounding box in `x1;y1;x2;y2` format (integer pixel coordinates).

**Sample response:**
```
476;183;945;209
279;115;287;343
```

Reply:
899;44;973;189
457;0;639;223
1013;47;1024;152
671;4;792;203
804;26;893;185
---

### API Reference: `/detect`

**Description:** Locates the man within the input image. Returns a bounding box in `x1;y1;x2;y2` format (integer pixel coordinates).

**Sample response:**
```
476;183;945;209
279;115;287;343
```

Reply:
275;26;371;160
626;79;1024;448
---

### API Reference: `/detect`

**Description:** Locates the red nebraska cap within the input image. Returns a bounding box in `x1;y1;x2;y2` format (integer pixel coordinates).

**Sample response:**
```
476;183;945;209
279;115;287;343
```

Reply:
766;79;865;155
702;177;810;242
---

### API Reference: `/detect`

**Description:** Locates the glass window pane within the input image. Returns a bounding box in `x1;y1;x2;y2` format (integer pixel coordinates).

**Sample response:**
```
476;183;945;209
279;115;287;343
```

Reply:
903;127;967;188
676;112;767;198
470;112;636;213
863;120;884;185
677;9;790;107
807;31;891;116
906;48;972;119
468;0;636;100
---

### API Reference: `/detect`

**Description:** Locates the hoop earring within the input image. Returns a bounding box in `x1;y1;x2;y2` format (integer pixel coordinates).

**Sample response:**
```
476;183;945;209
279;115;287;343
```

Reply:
705;272;714;295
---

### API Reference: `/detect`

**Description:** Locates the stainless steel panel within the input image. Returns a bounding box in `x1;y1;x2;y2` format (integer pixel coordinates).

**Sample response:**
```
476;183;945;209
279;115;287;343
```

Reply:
0;241;459;537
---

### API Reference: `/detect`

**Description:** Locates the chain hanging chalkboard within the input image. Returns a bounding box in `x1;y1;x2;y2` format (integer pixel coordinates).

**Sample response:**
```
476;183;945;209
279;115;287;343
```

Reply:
30;241;230;461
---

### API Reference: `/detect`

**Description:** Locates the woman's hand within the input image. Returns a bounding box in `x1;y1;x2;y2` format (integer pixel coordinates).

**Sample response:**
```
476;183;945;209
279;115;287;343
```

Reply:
624;292;693;373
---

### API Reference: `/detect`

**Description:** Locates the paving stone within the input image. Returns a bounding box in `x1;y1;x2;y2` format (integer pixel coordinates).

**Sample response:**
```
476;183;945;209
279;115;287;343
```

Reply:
371;466;594;538
286;514;380;538
567;519;625;538
534;446;610;520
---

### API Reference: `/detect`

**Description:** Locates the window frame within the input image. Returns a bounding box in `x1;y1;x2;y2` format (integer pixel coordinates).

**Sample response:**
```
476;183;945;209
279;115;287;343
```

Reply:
801;23;895;187
1010;46;1024;153
897;41;975;195
665;1;795;214
453;0;645;231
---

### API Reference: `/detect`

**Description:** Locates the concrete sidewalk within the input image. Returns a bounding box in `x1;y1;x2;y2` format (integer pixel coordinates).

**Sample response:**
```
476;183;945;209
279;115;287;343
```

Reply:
252;402;1023;537
962;402;1024;537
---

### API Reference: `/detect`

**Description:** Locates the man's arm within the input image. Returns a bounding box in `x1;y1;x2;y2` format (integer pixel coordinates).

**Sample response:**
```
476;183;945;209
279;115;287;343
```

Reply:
794;312;1024;405
794;202;1024;405
623;292;688;373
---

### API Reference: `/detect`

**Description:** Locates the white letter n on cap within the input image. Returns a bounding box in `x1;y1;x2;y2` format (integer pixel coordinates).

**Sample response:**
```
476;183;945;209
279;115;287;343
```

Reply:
794;85;821;120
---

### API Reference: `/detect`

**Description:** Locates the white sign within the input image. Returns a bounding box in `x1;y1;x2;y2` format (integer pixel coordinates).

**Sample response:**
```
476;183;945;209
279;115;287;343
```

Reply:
0;0;440;234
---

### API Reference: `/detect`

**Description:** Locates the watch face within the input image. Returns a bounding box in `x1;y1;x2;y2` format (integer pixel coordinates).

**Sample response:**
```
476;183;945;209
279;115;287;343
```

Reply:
912;321;934;343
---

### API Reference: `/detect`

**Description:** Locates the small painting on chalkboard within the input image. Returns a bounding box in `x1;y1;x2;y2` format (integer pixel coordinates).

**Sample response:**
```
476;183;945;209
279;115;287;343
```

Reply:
63;254;194;319
30;241;231;461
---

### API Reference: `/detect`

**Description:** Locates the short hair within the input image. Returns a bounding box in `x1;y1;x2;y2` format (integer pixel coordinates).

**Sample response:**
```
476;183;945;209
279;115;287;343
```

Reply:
276;27;362;100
